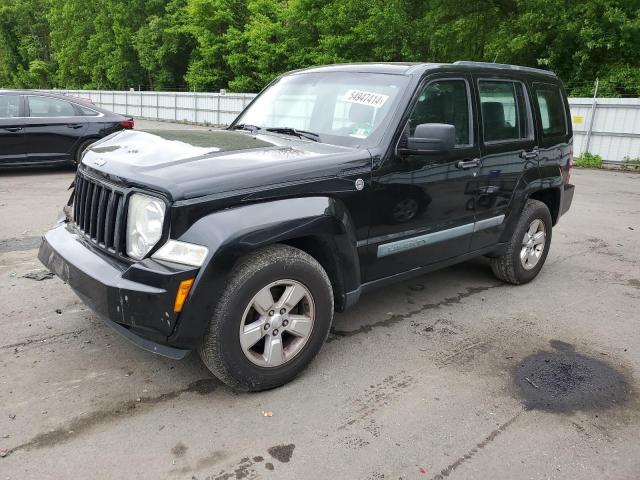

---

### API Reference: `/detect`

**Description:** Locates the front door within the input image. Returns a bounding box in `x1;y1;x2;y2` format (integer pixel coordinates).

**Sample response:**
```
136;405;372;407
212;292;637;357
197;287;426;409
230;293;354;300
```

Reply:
22;95;88;163
365;76;481;281
0;94;26;165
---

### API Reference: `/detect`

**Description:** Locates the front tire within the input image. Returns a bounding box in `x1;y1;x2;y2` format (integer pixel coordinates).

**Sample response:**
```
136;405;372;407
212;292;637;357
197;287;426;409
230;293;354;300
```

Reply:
198;244;334;391
490;199;552;285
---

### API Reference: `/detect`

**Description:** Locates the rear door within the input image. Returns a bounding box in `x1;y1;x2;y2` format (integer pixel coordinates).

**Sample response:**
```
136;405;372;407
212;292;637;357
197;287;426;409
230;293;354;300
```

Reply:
0;94;26;165
470;76;537;251
22;95;88;163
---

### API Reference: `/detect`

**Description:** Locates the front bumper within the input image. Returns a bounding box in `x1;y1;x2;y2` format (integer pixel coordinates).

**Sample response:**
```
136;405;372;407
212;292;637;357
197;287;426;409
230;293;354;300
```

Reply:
38;224;197;359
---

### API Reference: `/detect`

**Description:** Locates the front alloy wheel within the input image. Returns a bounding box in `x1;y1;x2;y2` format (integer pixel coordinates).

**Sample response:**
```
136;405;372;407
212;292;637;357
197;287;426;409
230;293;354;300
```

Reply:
198;244;333;391
240;280;315;367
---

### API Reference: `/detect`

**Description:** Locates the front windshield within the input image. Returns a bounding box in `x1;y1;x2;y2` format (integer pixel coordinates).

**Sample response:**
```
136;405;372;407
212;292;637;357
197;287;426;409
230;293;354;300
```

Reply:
233;72;409;147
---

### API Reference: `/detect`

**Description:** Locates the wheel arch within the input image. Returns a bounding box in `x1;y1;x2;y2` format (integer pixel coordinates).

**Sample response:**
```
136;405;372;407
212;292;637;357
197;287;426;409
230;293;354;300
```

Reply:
167;196;361;348
75;136;102;163
529;187;561;225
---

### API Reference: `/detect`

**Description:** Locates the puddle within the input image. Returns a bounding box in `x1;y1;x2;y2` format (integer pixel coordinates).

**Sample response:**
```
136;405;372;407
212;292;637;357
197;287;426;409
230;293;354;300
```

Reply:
514;341;632;413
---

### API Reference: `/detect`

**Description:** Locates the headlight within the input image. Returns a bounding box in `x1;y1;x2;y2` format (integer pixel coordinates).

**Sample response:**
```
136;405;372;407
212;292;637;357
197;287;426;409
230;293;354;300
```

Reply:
126;193;166;260
152;240;209;267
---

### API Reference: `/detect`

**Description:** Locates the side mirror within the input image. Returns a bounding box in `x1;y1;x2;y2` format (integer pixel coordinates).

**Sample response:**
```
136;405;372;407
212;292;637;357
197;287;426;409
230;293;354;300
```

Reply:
401;123;455;155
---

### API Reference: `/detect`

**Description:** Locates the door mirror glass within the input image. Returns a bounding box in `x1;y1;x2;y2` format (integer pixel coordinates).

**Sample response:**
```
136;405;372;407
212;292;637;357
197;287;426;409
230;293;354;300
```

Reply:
405;123;455;154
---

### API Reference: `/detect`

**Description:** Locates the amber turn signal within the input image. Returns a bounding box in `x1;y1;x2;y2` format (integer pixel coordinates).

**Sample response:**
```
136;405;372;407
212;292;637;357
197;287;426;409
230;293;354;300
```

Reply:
174;279;194;313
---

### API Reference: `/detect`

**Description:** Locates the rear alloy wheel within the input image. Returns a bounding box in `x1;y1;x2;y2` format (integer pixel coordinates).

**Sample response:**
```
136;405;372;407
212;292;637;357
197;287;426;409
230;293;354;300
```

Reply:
198;244;333;391
519;219;546;270
490;199;552;285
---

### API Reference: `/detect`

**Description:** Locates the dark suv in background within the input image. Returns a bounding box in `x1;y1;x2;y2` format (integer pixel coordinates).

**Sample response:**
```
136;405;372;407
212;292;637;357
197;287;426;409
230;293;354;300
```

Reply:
0;90;133;167
40;61;575;391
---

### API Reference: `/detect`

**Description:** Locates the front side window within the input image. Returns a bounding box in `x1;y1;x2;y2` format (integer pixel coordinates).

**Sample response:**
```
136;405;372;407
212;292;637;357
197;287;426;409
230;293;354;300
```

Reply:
534;84;566;137
28;96;76;117
234;72;409;147
479;80;529;143
0;95;21;118
408;79;471;145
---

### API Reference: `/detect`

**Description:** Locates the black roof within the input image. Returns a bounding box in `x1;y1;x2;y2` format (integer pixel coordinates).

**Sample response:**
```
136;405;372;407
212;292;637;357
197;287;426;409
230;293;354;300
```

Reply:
293;61;557;79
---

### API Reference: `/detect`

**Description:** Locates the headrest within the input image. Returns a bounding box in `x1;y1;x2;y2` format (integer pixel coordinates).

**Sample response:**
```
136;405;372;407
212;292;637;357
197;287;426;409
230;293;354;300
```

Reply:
482;102;506;126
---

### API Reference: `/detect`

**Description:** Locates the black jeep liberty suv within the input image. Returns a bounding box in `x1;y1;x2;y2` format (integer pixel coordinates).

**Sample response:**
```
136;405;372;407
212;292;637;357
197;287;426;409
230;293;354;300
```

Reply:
39;62;575;391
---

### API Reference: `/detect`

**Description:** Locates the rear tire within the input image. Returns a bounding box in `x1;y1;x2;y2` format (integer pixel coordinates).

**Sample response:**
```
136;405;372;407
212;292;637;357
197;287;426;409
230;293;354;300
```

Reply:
198;244;333;391
490;199;552;285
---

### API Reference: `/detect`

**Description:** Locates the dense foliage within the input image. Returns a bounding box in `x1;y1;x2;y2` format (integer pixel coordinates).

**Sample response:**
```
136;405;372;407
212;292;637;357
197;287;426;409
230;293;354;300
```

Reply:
1;0;639;95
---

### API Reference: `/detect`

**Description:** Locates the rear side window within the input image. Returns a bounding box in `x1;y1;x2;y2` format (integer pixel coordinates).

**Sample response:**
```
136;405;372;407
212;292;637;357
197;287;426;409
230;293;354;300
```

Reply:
534;84;567;137
28;96;76;117
0;95;21;118
479;80;529;143
79;106;100;116
409;79;471;145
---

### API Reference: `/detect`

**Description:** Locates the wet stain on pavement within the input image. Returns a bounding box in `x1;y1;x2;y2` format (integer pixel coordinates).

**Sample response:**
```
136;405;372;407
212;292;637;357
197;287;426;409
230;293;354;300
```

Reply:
432;411;523;479
171;442;188;457
0;236;42;253
267;443;295;463
329;285;499;341
339;373;413;430
627;278;640;289
514;340;632;413
187;378;220;394
3;378;220;457
1;329;86;350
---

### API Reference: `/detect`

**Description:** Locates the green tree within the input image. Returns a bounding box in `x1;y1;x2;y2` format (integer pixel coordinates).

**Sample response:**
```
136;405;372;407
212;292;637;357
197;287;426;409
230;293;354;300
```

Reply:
0;0;54;88
134;0;195;90
184;0;249;91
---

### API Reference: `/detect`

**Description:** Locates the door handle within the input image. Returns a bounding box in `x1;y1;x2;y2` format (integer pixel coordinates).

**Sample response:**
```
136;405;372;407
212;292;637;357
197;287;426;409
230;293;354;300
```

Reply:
3;127;22;132
520;149;540;160
455;158;481;170
67;123;83;129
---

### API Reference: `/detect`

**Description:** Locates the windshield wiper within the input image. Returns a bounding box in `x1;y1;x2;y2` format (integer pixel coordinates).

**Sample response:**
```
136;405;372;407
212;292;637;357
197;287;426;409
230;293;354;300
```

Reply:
265;127;320;142
230;123;261;133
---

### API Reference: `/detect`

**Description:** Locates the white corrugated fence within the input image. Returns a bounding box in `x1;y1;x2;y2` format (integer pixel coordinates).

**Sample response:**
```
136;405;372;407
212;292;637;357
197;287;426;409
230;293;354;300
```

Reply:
45;89;639;163
569;97;640;163
46;89;257;126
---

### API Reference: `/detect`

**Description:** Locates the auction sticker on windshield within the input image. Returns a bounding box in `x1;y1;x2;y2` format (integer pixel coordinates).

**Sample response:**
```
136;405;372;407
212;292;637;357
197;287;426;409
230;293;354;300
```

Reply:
344;89;389;108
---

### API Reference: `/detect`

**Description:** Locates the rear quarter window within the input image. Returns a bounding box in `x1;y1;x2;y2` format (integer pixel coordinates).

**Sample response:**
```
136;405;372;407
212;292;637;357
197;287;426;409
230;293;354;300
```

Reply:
533;83;567;137
79;106;100;116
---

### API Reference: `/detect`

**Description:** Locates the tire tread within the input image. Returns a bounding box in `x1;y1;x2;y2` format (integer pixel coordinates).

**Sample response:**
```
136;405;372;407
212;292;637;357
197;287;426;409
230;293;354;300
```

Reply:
490;199;551;285
198;244;333;391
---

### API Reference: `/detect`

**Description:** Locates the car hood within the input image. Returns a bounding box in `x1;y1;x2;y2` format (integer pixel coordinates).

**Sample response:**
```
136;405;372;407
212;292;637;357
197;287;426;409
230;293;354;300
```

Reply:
80;129;370;201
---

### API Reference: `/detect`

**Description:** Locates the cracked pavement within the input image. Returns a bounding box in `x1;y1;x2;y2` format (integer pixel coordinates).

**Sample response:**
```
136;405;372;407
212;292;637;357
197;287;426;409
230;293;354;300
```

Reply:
1;126;639;479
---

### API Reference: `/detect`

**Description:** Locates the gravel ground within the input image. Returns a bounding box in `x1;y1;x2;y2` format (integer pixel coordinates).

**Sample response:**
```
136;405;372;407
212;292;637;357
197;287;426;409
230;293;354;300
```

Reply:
1;126;639;479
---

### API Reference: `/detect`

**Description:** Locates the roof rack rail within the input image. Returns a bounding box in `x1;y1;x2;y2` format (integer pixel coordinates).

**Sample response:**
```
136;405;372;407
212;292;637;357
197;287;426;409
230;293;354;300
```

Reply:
453;61;556;77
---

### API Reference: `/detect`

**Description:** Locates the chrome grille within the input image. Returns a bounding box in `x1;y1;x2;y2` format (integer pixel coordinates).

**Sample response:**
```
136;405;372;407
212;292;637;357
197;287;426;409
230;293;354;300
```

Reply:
73;173;126;254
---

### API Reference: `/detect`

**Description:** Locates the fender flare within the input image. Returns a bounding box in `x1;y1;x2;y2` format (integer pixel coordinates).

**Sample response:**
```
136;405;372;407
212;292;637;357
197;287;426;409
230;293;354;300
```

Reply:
498;166;563;245
168;196;360;348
